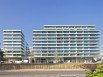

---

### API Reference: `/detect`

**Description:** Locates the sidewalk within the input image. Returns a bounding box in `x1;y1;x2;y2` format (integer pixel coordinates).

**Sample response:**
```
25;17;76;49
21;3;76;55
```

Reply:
0;69;86;72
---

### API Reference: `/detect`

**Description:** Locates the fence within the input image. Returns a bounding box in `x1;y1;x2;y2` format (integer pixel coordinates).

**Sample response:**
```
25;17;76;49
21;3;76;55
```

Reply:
0;63;101;70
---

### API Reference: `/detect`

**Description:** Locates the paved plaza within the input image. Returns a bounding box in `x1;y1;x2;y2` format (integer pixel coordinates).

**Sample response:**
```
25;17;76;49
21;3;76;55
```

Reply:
0;69;86;77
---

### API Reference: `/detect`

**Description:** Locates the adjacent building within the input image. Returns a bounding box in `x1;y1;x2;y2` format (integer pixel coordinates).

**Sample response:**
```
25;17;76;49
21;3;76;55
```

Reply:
24;42;29;59
33;25;100;63
3;30;29;60
0;48;3;61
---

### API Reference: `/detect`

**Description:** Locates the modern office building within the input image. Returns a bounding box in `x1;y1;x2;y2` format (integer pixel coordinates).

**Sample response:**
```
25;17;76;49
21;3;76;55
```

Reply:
3;30;29;60
23;42;29;59
33;25;100;63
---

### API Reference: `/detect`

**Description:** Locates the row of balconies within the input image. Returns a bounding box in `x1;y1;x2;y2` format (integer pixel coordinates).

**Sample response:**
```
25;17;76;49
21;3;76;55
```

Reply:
4;42;22;44
34;38;99;41
3;42;24;44
33;36;100;38
4;35;21;37
3;39;24;42
3;47;25;50
4;56;22;57
4;36;24;39
44;26;95;28
33;49;99;50
33;41;99;43
33;45;98;47
33;39;99;41
33;40;98;41
34;48;99;50
4;52;23;54
34;52;99;54
33;43;98;45
33;42;98;44
44;28;95;30
33;33;99;35
4;32;21;34
34;54;97;57
35;50;99;52
33;29;99;31
33;32;100;34
4;36;22;39
34;54;98;56
33;45;98;48
4;45;22;47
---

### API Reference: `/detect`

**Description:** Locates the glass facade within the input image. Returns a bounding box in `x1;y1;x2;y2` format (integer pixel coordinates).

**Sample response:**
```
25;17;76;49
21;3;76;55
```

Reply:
3;30;29;60
33;25;100;63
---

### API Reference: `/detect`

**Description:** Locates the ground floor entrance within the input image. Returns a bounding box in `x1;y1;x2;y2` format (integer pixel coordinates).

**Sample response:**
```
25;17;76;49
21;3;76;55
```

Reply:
34;57;93;63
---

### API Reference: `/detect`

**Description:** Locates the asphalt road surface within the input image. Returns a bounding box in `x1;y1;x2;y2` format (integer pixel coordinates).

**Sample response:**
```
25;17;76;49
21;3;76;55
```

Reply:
0;69;86;77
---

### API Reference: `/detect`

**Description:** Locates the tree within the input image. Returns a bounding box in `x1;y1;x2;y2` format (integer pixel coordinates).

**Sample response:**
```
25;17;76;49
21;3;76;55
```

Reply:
4;51;8;61
87;64;103;77
44;55;48;63
54;51;59;63
15;54;20;60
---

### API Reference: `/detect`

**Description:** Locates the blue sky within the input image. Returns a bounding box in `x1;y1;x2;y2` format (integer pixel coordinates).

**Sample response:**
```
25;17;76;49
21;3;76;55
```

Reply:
0;0;103;53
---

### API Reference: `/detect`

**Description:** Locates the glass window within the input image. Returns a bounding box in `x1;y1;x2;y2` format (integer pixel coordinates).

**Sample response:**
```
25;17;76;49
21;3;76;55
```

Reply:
42;31;47;33
77;31;82;33
64;31;69;33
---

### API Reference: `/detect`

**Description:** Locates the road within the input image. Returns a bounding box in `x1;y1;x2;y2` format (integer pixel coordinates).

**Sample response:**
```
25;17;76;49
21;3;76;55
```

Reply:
0;69;86;77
